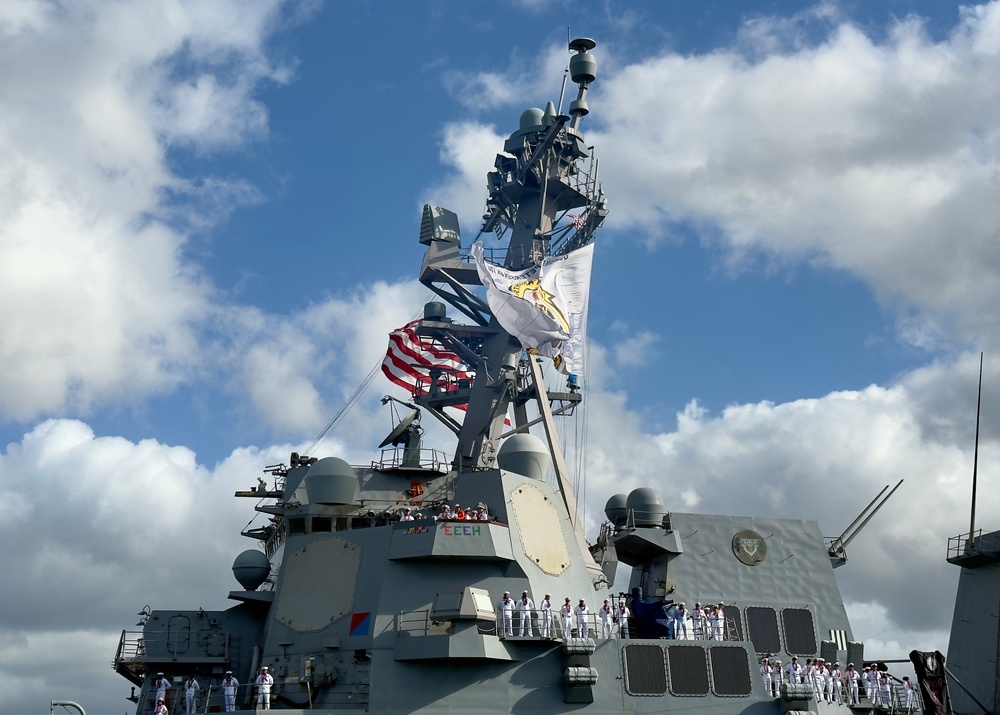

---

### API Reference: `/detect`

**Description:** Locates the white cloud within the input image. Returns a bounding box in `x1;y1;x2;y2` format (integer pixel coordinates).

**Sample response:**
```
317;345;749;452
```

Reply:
0;419;309;715
587;3;1000;347
221;279;429;437
422;121;505;235
578;348;996;644
0;0;299;422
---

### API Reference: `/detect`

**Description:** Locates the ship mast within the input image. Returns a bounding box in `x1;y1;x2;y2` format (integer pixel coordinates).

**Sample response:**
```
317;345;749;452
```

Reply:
415;38;608;472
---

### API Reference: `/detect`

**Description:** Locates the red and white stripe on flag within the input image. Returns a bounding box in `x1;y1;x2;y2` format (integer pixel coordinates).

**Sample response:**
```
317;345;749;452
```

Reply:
381;320;473;397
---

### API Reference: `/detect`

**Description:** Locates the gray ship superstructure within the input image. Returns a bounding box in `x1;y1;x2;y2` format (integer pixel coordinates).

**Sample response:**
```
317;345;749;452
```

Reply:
115;38;910;715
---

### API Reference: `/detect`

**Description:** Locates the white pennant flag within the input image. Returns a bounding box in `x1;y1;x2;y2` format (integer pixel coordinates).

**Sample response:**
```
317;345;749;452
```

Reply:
471;242;594;375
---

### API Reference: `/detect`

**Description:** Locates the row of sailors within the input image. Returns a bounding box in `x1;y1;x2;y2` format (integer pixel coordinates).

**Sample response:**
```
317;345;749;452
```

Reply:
760;657;917;708
149;669;273;713
667;602;728;640
398;504;489;521
496;592;631;639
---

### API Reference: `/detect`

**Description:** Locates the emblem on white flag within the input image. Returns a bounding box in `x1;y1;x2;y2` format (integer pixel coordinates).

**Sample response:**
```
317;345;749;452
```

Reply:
471;242;593;375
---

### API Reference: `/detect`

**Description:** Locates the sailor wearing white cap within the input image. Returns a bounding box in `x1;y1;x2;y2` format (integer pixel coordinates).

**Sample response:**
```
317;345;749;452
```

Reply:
617;601;631;639
674;603;688;639
688;603;704;639
154;698;168;715
560;597;573;637
539;594;552;637
184;675;200;714
497;591;514;637
574;599;589;637
222;671;239;712
771;660;782;697
517;590;535;636
830;662;843;704
845;663;860;705
255;666;274;710
785;656;802;684
154;672;170;707
760;658;773;695
865;665;879;705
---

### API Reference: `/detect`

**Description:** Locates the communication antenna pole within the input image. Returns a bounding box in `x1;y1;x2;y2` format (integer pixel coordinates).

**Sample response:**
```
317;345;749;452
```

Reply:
968;352;984;549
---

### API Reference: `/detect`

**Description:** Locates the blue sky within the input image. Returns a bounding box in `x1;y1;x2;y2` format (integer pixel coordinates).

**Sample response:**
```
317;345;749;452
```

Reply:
3;1;1000;713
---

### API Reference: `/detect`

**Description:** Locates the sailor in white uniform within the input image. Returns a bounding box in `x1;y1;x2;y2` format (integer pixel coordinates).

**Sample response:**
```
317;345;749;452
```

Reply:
617;602;631;638
184;675;200;714
785;656;801;684
600;599;614;638
712;604;726;640
880;669;893;707
539;594;553;637
865;666;879;705
688;603;704;639
574;599;589;637
771;660;782;696
497;591;514;637
154;698;168;715
255;666;274;710
760;658;773;695
153;673;171;708
517;591;535;636
845;663;860;705
674;603;688;639
830;662;843;704
902;676;916;709
222;671;239;712
560;597;573;637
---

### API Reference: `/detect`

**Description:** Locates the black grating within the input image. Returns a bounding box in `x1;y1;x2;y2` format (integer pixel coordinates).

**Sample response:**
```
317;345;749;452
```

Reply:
287;517;306;534
623;644;667;695
781;608;816;655
745;606;780;654
723;605;744;640
667;645;709;695
710;646;752;696
310;516;332;533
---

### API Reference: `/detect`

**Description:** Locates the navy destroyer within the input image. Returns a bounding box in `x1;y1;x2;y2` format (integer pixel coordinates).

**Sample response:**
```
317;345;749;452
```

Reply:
114;38;933;715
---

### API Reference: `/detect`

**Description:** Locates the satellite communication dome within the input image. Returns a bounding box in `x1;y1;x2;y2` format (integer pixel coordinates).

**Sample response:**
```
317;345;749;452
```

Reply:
304;457;358;505
497;433;550;481
604;493;628;526
626;487;666;528
232;549;270;591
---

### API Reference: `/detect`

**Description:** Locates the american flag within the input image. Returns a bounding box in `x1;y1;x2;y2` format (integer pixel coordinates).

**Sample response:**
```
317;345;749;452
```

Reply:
381;320;474;398
567;213;586;229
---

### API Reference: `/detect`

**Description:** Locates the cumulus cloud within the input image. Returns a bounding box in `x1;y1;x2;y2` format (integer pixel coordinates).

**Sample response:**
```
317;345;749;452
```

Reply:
221;279;429;438
579;348;996;645
0;419;297;713
0;0;299;422
428;4;1000;352
588;3;1000;347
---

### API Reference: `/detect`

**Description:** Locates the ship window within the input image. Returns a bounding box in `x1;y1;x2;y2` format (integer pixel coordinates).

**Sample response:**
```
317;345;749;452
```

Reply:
667;645;709;695
745;607;780;654
310;516;332;533
623;644;667;695
709;646;752;696
781;608;816;655
287;517;306;534
723;605;744;641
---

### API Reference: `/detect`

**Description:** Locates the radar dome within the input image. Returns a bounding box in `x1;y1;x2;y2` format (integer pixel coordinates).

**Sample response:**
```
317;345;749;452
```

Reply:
604;493;628;526
497;434;550;481
232;549;270;591
519;108;544;132
304;457;358;505
626;487;666;528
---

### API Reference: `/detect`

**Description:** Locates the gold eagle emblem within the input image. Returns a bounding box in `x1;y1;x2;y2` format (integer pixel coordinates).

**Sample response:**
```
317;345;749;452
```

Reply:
509;278;570;333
